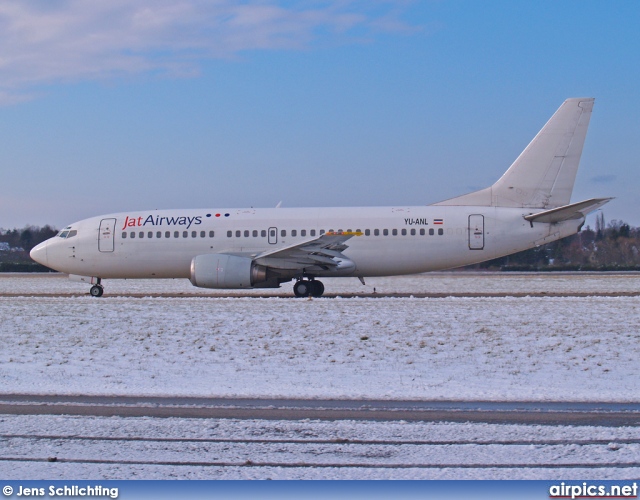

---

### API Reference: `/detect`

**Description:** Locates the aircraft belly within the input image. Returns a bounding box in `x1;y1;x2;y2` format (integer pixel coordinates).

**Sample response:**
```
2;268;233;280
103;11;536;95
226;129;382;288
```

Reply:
72;249;191;279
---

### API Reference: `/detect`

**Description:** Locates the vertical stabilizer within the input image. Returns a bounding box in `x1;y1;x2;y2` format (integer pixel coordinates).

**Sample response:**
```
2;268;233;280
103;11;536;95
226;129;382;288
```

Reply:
435;98;594;208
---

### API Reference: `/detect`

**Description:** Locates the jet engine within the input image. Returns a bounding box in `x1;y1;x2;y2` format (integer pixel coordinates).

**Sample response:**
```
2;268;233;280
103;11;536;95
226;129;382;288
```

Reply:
190;253;272;289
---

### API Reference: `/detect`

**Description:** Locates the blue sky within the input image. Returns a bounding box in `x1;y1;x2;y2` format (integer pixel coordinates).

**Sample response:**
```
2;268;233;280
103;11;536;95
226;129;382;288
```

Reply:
1;0;639;229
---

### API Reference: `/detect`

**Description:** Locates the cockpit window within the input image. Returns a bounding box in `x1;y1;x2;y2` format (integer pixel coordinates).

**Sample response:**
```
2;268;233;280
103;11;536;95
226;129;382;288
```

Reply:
58;229;77;238
58;226;73;238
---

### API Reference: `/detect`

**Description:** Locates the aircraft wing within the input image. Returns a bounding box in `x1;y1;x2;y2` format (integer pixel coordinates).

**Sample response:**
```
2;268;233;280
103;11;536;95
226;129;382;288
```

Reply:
253;231;362;272
524;197;613;224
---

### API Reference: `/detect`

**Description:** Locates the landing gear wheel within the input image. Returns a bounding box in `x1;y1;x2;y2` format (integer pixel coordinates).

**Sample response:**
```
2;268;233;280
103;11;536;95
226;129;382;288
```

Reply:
309;280;325;297
90;285;104;297
293;280;311;298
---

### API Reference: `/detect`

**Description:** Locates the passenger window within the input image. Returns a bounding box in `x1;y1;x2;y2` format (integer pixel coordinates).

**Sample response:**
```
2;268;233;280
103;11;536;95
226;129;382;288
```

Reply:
311;230;316;236
301;230;306;237
401;229;406;236
392;229;398;236
244;230;249;237
165;231;170;238
174;231;179;238
383;229;389;236
374;229;379;236
130;232;135;239
428;228;433;235
281;230;287;237
438;228;444;235
253;230;258;237
227;231;232;238
261;230;267;237
235;230;241;238
410;228;416;236
192;231;197;238
122;232;127;239
139;232;144;239
270;229;275;237
291;230;297;237
365;229;370;236
209;231;215;237
156;231;161;238
320;229;325;235
200;231;205;238
148;231;153;238
183;231;188;238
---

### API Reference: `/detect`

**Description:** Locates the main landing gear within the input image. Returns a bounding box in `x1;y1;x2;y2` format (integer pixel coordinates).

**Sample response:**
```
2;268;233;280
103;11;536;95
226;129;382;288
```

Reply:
89;278;104;297
293;278;325;298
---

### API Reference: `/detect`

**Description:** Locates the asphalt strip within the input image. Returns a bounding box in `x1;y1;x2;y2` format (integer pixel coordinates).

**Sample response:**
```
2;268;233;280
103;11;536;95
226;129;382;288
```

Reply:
1;395;639;426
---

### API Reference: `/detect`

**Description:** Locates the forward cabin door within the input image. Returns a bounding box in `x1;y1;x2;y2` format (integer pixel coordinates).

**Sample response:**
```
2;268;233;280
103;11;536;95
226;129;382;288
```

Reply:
98;218;116;252
468;214;484;250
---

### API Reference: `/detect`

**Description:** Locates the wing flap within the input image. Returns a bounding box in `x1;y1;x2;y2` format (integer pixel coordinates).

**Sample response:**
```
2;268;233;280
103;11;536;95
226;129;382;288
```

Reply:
255;231;361;272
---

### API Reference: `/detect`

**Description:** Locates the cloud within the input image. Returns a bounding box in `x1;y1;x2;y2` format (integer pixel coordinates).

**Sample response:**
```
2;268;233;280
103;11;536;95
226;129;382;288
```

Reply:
0;0;418;104
590;174;617;184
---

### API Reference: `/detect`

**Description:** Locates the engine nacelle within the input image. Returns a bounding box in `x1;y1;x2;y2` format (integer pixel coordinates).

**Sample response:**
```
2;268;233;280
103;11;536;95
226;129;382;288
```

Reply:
190;254;268;289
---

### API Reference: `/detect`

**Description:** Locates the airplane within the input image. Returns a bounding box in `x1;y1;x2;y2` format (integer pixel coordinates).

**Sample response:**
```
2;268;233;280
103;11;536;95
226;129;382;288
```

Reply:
30;98;611;298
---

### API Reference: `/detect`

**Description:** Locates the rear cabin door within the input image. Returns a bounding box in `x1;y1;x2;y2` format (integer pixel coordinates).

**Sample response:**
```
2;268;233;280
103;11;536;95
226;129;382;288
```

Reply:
468;214;484;250
98;218;116;252
268;227;278;244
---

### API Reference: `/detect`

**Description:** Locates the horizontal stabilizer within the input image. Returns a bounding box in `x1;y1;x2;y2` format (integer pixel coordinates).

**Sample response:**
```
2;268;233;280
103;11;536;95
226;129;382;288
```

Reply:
524;197;613;224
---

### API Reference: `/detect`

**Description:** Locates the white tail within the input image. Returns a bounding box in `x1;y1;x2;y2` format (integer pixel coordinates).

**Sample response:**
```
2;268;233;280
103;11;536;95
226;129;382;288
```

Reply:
435;98;594;209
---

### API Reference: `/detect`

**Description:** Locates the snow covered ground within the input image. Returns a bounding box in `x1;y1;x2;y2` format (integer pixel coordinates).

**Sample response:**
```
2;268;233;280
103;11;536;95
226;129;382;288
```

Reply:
1;273;639;480
2;414;639;479
0;273;639;400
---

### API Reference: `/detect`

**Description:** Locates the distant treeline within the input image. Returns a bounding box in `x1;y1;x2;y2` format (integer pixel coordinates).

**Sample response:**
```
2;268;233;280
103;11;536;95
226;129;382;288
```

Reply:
0;225;58;272
1;214;639;272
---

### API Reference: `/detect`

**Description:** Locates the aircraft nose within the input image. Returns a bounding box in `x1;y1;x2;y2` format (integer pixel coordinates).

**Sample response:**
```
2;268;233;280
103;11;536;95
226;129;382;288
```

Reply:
30;241;49;266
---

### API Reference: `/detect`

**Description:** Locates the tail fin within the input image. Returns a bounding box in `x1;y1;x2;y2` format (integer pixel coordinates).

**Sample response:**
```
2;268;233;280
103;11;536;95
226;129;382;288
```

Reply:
435;98;594;208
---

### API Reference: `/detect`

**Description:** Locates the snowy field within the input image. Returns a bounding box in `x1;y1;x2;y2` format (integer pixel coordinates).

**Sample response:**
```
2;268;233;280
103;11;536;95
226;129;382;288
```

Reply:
1;273;639;480
1;273;639;400
2;415;639;480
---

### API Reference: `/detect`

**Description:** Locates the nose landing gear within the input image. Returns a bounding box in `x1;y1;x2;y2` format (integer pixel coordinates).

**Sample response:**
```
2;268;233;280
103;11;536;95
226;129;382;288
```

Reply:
293;278;325;298
89;278;104;297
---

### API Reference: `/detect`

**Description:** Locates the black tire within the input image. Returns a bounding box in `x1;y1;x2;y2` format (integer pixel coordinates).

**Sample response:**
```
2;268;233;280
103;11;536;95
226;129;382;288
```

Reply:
90;285;104;297
293;281;311;298
309;280;325;297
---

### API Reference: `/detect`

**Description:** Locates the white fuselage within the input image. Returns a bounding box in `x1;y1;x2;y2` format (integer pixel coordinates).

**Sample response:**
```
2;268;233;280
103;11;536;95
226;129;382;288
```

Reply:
31;205;582;282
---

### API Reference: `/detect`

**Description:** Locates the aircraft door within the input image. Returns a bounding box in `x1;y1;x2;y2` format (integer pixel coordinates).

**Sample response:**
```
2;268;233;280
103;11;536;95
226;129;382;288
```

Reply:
268;227;277;245
98;218;116;252
468;214;484;250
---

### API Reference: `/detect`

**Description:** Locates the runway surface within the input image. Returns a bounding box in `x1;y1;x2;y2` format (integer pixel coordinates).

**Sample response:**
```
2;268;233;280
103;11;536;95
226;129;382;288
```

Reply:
3;291;640;298
1;394;639;426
